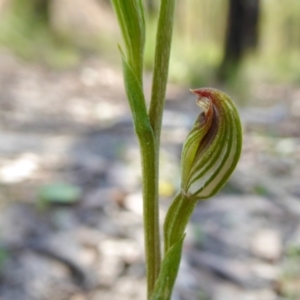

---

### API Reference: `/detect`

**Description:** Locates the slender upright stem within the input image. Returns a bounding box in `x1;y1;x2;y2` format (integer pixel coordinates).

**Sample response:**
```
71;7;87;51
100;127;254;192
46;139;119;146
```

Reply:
149;0;176;149
121;59;161;298
139;130;161;298
146;1;176;295
111;0;177;297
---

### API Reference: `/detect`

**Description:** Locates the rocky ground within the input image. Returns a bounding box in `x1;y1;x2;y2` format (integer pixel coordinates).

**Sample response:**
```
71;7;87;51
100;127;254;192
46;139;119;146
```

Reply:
0;51;300;300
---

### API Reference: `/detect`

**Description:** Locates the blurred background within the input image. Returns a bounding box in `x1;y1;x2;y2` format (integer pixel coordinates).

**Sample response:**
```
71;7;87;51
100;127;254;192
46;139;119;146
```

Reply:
0;0;300;299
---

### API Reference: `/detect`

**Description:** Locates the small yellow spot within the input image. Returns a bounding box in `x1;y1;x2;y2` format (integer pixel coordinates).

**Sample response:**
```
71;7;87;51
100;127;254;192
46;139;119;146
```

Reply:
159;180;175;197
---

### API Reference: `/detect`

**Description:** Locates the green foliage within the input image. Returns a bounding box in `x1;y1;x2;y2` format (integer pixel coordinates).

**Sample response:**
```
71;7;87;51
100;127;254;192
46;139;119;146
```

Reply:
120;52;152;135
111;0;145;81
150;236;185;300
147;0;300;85
111;2;243;300
111;1;161;297
0;0;80;68
144;0;300;86
1;0;300;83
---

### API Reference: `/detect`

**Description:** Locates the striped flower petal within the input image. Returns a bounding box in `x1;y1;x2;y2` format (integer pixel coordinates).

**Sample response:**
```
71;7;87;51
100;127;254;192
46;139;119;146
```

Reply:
181;88;242;200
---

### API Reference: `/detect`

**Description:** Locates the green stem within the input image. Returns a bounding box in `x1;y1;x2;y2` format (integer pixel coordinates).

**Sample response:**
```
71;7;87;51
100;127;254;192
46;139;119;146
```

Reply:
138;126;161;298
121;59;161;298
164;192;197;253
147;3;176;293
149;0;176;148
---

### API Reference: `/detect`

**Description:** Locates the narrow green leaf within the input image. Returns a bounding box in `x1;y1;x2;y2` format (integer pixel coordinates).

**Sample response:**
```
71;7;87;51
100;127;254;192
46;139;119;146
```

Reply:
163;192;197;253
120;51;151;135
121;52;161;297
150;235;185;300
110;0;145;81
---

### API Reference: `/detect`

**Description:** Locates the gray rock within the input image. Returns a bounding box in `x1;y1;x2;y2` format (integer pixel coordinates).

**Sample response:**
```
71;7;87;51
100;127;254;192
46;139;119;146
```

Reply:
250;229;282;262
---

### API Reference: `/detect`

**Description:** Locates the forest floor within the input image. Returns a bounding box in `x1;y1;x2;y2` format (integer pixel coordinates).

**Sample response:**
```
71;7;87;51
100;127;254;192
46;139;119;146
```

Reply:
0;50;300;300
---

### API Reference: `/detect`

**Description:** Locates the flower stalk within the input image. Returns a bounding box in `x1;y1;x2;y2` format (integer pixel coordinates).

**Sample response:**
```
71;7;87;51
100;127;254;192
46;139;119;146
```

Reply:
110;0;164;296
110;1;242;299
149;0;176;149
159;89;242;298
